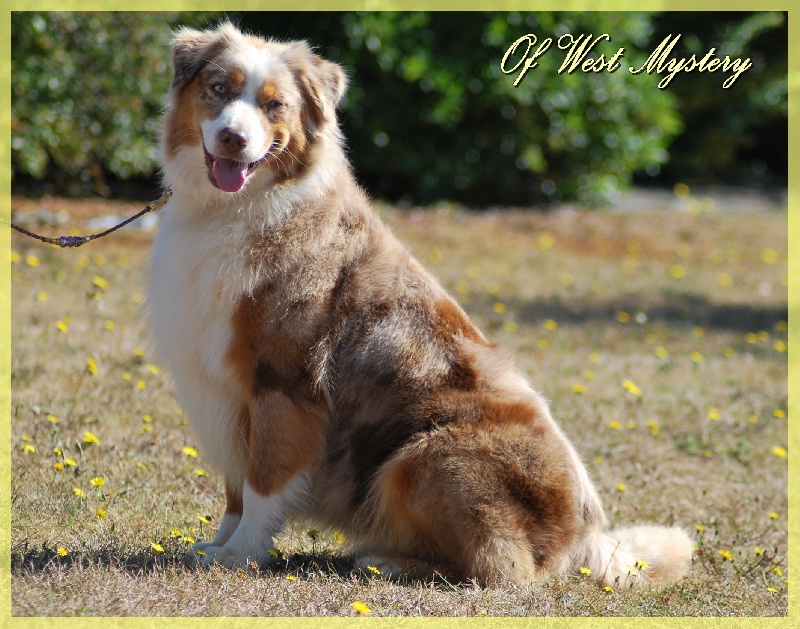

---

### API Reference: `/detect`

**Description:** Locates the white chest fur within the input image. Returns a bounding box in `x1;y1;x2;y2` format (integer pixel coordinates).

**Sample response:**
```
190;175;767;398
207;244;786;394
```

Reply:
148;197;249;482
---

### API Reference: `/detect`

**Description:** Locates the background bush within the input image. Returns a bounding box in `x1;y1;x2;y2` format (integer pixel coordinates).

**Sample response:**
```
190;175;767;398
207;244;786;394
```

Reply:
10;11;787;205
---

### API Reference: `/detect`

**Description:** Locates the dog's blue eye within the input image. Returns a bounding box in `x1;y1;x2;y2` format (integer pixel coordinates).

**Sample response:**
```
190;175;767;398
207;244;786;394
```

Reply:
214;84;227;95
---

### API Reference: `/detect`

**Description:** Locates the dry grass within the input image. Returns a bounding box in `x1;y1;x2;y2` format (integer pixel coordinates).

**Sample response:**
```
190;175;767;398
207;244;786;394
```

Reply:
9;191;788;617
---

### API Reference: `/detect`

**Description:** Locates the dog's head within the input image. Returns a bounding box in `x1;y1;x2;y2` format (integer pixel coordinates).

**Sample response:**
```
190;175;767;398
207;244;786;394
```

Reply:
161;23;347;195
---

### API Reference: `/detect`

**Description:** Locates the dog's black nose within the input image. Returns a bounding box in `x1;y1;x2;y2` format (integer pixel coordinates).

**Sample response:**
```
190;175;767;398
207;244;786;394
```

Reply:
219;127;249;150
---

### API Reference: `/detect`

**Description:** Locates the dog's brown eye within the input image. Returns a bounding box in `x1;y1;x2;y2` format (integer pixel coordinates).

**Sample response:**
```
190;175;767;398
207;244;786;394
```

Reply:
267;100;283;112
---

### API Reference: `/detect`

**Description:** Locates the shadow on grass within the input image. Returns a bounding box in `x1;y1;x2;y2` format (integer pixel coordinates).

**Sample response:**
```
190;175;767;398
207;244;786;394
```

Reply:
495;292;787;332
10;543;457;588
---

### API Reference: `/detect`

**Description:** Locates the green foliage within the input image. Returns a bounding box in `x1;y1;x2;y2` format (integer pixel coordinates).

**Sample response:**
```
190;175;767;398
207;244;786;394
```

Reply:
10;12;786;204
649;12;787;186
11;12;205;193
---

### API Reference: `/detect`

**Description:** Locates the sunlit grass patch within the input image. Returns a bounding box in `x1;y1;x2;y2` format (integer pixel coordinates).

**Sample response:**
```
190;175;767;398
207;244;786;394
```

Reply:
10;197;787;616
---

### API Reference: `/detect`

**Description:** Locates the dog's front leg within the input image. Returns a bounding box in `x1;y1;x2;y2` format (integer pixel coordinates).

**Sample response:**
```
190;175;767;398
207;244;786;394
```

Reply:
193;390;325;568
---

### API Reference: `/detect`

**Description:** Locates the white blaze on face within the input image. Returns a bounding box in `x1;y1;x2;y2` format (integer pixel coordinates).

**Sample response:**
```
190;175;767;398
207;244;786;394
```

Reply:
200;46;283;193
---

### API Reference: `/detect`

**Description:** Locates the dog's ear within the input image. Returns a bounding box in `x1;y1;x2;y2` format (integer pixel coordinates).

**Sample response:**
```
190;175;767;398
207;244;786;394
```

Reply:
283;41;348;137
170;23;235;89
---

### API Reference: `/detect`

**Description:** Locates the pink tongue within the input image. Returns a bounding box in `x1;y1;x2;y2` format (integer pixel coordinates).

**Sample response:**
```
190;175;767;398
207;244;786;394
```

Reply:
212;158;249;192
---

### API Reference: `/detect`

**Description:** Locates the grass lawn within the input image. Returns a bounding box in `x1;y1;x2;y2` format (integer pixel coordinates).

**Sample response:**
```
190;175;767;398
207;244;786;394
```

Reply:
9;191;788;617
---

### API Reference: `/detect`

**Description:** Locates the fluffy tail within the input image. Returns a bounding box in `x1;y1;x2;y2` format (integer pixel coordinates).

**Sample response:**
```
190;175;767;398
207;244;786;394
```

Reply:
573;525;693;588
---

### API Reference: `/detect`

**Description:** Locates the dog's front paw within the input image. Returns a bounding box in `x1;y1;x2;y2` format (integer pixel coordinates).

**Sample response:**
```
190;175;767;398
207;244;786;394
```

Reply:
186;541;274;569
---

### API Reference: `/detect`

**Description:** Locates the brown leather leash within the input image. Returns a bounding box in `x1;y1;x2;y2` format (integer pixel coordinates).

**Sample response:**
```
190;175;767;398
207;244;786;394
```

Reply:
8;188;172;248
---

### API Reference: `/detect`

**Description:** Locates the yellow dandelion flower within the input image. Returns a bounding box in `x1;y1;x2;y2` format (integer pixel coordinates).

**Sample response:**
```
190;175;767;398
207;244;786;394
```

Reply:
582;370;596;381
83;431;100;445
367;565;381;575
589;352;601;363
56;320;69;333
719;549;734;561
92;253;106;266
695;524;707;534
594;457;604;464
775;320;788;332
285;575;297;581
536;339;549;351
182;536;196;544
268;549;279;558
136;380;146;390
142;414;152;423
766;587;778;593
603;585;613;593
333;531;345;544
646;419;660;436
771;446;787;458
716;273;732;287
754;547;765;556
708;408;720;421
197;515;212;524
122;372;133;382
537;231;555;250
571;383;586;395
621;380;641;396
773;566;783;577
773;341;787;353
635;560;649;570
487;283;500;296
92;276;109;291
760;248;779;264
22;444;36;454
86;358;99;375
151;543;164;553
428;248;443;264
73;487;87;498
134;347;145;357
37;291;48;302
193;469;207;477
170;529;183;538
47;414;58;423
57;547;69;557
654;346;669;359
64;458;77;467
133;293;145;305
769;512;779;520
11;250;21;264
691;351;704;364
503;320;518;333
96;508;107;519
89;476;105;487
53;447;62;456
182;446;199;458
703;450;713;458
723;346;735;357
492;302;507;314
543;319;558;332
745;332;758;344
693;327;705;338
26;254;40;267
616;483;626;492
580;566;592;575
773;409;786;419
757;331;769;342
627;567;637;575
669;264;686;279
104;320;115;331
353;601;371;615
147;364;160;374
558;272;573;287
608;420;622;430
616;311;630;324
54;462;64;471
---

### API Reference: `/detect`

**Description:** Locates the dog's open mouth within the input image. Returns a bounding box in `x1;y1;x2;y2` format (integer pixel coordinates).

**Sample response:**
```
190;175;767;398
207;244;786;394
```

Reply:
203;144;269;193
